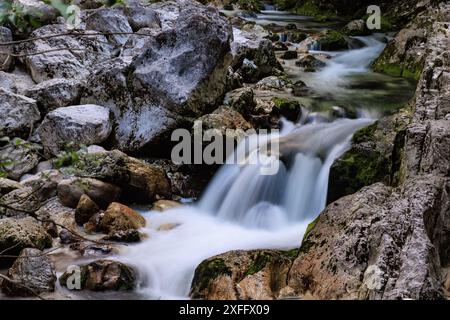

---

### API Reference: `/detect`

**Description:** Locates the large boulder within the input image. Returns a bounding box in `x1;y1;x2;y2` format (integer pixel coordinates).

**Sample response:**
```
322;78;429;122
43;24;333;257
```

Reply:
24;78;82;114
73;149;171;202
57;177;121;209
371;6;436;80
59;259;137;291
81;0;233;153
18;24;111;83
1;248;56;297
288;177;449;300
190;249;296;300
98;202;146;234
38;105;113;156
0;27;14;71
0;217;53;266
0;88;40;139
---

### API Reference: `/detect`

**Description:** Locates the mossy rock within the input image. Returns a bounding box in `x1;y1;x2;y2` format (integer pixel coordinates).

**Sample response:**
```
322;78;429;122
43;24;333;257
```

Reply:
237;0;263;12
190;258;232;293
271;97;302;122
292;0;334;22
327;110;410;204
316;30;348;51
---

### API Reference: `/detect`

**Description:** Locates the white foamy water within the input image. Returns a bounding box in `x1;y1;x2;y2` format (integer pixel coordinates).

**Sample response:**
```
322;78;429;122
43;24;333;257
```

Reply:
120;118;373;299
307;36;386;95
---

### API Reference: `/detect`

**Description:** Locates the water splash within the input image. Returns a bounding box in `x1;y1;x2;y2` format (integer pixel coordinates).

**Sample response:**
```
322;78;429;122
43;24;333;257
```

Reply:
120;118;373;299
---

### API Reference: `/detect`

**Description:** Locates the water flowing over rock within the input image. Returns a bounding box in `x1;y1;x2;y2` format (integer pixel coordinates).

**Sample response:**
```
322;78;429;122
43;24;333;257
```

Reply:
38;105;113;156
1;248;56;297
81;0;233;153
287;2;450;300
0;88;40;139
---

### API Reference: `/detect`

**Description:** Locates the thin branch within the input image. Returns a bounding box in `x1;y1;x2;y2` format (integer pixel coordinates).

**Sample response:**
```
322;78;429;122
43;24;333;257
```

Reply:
0;242;23;255
0;31;154;46
0;47;85;58
0;245;63;260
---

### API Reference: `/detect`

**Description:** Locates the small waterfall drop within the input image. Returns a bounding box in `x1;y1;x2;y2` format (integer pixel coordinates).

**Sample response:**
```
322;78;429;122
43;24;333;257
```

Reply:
120;118;373;299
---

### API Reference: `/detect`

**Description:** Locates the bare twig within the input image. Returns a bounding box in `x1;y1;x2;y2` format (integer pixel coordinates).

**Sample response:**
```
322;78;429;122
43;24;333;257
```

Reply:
0;245;63;260
0;31;154;46
0;48;85;58
0;242;23;256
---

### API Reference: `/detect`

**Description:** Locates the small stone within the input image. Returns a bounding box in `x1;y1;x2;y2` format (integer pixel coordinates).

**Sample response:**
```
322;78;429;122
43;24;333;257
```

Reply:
152;200;181;212
75;194;100;225
99;202;146;234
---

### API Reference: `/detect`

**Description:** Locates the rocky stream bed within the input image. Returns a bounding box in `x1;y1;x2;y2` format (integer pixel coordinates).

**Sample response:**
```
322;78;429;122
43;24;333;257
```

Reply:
0;0;449;300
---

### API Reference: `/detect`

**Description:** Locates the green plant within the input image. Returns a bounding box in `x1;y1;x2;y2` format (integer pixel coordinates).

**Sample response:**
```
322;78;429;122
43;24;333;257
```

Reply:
0;0;44;35
53;143;87;169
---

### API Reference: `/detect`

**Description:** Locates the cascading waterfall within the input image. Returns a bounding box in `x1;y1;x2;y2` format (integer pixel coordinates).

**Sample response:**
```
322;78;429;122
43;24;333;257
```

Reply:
117;9;386;300
120;118;373;299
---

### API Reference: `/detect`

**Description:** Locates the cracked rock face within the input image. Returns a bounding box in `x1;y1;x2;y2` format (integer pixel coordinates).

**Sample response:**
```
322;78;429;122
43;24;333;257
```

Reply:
287;2;450;300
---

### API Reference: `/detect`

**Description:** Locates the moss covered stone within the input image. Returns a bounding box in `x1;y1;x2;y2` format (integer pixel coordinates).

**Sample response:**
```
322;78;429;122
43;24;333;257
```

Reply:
316;30;348;51
291;1;334;21
271;97;302;122
191;258;232;293
327;109;411;204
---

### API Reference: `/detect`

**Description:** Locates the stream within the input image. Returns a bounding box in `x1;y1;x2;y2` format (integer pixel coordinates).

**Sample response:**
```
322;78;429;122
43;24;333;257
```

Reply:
50;8;416;300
